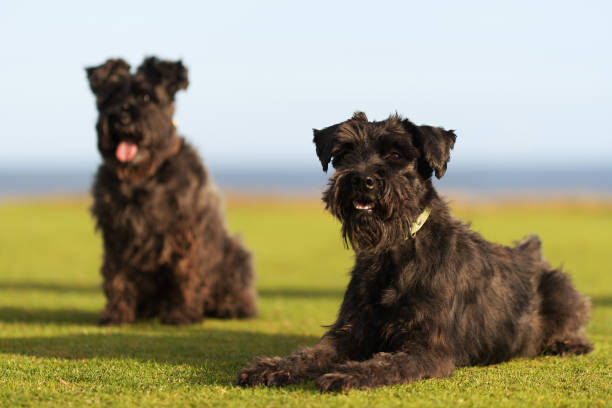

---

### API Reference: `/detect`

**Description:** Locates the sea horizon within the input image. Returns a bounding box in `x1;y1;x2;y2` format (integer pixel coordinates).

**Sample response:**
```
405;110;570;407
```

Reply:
1;163;611;198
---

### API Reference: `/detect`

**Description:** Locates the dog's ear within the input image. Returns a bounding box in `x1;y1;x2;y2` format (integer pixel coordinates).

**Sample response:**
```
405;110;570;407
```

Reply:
403;119;456;179
137;57;189;98
313;112;368;172
313;125;339;172
417;125;456;178
86;59;131;105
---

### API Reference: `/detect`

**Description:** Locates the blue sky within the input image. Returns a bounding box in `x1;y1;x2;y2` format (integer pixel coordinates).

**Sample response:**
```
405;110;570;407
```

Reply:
1;1;610;170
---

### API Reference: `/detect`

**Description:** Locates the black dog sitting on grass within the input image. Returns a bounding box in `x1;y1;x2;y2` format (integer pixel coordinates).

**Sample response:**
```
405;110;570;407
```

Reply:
87;57;257;325
235;112;592;391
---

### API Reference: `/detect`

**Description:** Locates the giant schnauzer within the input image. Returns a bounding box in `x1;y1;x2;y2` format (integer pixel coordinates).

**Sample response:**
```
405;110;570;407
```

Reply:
235;111;591;391
87;57;257;325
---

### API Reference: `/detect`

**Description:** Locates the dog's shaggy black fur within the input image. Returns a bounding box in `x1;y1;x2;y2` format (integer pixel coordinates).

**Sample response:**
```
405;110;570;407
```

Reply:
235;112;592;391
87;57;257;325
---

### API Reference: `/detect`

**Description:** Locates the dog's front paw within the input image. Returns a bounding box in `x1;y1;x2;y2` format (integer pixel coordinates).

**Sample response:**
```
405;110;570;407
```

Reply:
99;315;119;326
99;310;134;326
159;309;203;325
234;358;293;387
316;372;362;392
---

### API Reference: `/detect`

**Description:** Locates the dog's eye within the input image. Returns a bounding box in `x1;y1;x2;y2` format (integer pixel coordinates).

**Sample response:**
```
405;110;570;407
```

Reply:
141;93;152;103
385;151;401;161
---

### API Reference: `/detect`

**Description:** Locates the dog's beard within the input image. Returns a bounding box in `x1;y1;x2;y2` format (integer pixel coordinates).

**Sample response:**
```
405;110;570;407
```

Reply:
324;172;413;254
341;213;411;253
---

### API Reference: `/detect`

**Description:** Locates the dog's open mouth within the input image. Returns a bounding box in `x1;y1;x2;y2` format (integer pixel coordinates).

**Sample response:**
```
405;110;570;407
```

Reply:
116;140;139;162
353;200;375;212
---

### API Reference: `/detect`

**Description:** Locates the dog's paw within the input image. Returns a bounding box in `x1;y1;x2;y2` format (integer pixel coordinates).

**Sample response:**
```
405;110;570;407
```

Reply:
234;358;293;387
316;372;362;392
99;312;133;326
99;316;118;326
544;340;594;356
159;310;203;325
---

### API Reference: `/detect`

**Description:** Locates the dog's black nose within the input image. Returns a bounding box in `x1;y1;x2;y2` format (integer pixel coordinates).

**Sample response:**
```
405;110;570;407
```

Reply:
352;174;377;192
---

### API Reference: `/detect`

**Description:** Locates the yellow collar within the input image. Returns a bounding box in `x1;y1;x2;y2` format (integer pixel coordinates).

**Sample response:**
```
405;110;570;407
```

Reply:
407;206;431;239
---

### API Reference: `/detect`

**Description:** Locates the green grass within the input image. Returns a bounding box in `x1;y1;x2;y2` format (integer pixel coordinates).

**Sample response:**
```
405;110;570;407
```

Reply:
0;196;611;407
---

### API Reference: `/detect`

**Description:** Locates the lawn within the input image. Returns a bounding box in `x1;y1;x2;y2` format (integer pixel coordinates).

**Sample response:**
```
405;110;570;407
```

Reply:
0;196;610;407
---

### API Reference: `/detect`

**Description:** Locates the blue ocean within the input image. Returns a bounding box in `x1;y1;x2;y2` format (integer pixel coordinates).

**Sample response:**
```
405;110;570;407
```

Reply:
0;165;610;197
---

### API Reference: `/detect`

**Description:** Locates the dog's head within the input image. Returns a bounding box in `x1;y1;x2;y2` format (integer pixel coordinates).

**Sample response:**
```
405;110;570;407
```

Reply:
313;112;456;253
86;57;188;181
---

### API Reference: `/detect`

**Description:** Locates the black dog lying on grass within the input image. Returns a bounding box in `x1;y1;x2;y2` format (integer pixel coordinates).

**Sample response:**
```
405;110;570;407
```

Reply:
236;112;592;391
87;57;257;325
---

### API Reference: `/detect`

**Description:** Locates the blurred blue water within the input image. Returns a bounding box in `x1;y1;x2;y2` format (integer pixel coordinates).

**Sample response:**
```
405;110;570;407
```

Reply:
0;166;610;196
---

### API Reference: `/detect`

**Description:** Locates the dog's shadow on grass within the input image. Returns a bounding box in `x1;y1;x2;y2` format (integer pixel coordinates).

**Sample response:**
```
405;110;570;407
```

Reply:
0;280;102;324
0;285;328;388
0;283;344;325
0;307;99;325
258;287;344;299
0;325;319;387
0;281;100;294
0;280;102;325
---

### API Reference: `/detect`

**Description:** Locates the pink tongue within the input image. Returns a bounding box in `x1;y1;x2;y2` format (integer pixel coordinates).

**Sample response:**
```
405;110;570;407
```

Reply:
116;141;138;162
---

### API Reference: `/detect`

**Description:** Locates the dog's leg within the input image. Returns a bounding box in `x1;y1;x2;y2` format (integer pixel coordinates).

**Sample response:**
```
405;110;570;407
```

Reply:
158;272;205;325
315;350;455;392
205;235;257;318
539;268;593;356
99;267;138;325
234;337;343;387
